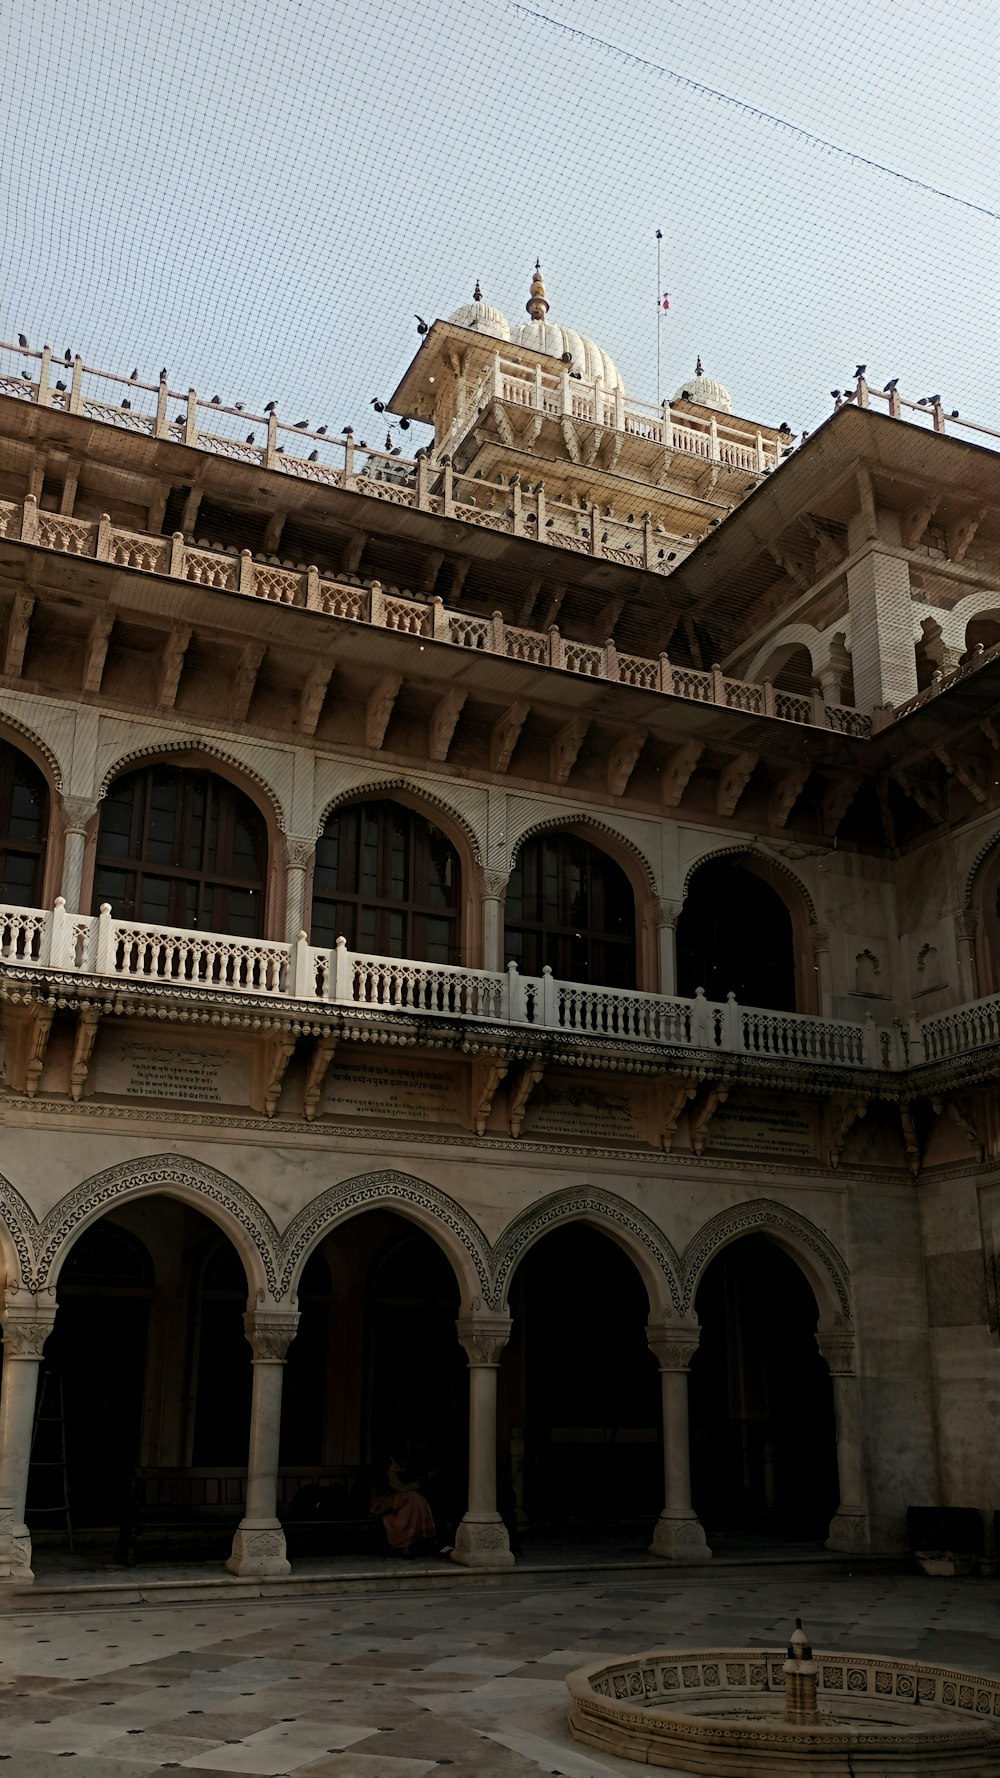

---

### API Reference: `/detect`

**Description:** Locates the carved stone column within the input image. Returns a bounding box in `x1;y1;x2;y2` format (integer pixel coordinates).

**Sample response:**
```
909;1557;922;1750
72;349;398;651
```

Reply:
955;910;979;1003
0;1298;58;1581
60;797;98;912
817;1329;870;1553
481;870;508;974
226;1310;299;1577
452;1313;515;1568
810;925;833;1016
655;899;681;996
284;837;315;941
647;1321;711;1562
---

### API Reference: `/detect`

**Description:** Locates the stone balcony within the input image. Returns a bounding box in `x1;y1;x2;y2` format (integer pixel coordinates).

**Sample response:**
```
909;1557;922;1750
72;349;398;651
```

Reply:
0;492;871;738
2;900;996;1089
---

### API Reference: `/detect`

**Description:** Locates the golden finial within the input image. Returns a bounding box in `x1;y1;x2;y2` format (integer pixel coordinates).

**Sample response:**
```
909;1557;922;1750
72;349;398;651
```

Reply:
473;280;483;301
526;259;550;321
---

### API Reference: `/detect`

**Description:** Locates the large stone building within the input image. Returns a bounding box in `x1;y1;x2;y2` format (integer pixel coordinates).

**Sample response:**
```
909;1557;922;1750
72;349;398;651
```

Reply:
0;268;998;1586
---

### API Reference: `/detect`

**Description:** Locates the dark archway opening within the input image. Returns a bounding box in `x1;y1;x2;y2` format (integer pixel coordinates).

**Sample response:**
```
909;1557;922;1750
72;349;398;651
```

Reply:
311;799;461;962
505;832;637;987
0;740;49;906
689;1234;839;1543
279;1212;468;1556
677;858;796;1010
499;1224;659;1548
93;765;267;936
24;1198;252;1563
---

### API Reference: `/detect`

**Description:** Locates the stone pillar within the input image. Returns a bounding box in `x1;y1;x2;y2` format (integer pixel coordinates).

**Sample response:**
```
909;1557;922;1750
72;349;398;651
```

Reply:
955;910;979;1002
226;1310;299;1577
481;871;508;973
284;838;315;942
818;1330;870;1552
60;797;98;912
647;1321;711;1561
655;900;681;996
452;1313;515;1568
810;925;833;1017
0;1297;57;1581
845;489;917;711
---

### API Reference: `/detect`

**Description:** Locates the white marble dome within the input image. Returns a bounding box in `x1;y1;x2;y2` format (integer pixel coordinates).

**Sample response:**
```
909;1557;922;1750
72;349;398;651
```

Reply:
672;358;732;414
448;283;511;342
510;262;625;392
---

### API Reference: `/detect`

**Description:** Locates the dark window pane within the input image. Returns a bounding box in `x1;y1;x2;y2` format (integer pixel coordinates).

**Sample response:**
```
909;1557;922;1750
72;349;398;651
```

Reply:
0;744;49;905
311;800;460;964
503;833;636;989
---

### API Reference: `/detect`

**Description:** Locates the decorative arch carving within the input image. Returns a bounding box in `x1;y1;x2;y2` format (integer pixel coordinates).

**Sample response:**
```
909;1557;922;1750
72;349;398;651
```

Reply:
29;1154;278;1299
0;1170;39;1289
681;844;817;925
0;713;64;792
679;1197;853;1324
314;779;483;864
963;826;1000;914
96;741;288;832
505;813;659;894
277;1169;492;1306
490;1186;681;1315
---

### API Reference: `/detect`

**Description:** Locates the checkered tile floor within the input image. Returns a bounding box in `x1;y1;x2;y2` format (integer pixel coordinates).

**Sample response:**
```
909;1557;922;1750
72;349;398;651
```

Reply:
1;1573;998;1775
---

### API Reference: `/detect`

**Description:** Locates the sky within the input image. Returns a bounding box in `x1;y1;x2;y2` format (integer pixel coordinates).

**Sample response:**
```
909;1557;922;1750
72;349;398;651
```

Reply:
0;0;997;444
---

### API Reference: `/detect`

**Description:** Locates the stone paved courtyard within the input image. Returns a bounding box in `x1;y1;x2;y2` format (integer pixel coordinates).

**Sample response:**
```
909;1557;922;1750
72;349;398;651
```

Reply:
1;1571;998;1775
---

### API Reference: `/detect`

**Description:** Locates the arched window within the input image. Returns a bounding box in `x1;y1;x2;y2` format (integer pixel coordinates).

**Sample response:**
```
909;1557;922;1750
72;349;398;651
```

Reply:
312;799;460;962
504;832;636;987
677;857;796;1010
0;742;48;906
93;766;266;936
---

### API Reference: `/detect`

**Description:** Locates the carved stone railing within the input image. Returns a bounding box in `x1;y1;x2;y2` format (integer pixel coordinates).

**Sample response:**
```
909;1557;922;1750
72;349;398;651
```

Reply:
0;902;898;1070
0;494;869;737
914;991;1000;1064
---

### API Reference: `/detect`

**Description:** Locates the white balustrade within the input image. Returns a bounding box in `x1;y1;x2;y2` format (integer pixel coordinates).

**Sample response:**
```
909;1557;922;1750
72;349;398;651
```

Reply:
918;993;1000;1062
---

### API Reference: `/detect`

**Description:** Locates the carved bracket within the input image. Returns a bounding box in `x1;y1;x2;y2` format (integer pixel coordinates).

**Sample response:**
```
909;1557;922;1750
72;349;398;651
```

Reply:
931;1095;983;1160
303;1035;337;1121
231;641;265;724
658;1075;697;1154
551;716;589;786
24;1001;56;1099
769;763;811;829
70;1006;101;1102
821;774;861;837
715;750;758;819
83;609;115;696
472;1057;509;1136
509;1055;545;1138
3;592;34;678
490;699;530;774
429;688;467;763
607;729;646;798
158;624;192;709
690;1082;729;1156
827;1096;867;1167
298;660;332;737
261;1035;297;1119
661;740;704;810
365;672;402;750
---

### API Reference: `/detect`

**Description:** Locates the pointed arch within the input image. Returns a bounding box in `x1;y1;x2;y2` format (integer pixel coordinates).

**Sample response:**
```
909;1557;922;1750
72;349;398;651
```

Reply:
681;844;817;924
505;812;659;894
30;1154;278;1300
679;1197;853;1326
277;1168;491;1308
96;741;288;834
490;1186;681;1316
314;778;483;865
0;712;64;793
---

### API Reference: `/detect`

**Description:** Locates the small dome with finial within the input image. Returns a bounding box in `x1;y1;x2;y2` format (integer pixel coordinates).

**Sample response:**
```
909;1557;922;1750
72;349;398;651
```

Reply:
672;356;733;413
512;261;625;392
448;281;511;341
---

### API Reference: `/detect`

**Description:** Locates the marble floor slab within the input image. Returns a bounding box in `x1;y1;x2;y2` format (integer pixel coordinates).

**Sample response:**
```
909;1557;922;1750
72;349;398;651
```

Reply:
0;1572;998;1776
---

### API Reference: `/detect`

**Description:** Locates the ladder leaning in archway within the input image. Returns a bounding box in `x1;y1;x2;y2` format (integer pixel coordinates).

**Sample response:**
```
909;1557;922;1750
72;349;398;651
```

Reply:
27;1369;74;1553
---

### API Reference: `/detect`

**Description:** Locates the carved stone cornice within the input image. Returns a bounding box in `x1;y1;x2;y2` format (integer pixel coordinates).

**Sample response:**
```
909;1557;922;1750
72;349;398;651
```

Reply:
244;1309;300;1361
456;1312;512;1366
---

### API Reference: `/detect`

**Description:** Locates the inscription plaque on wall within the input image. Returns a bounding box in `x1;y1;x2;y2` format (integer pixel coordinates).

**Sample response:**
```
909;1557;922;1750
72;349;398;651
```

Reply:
91;1037;252;1105
522;1083;643;1144
323;1056;462;1125
703;1094;817;1159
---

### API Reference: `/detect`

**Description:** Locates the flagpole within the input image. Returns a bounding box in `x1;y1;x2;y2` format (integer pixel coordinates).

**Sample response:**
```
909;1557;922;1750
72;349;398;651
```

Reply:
655;228;663;407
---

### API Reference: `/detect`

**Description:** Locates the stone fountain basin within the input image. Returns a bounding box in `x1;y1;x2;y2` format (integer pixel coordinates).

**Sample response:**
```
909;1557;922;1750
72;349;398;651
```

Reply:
566;1647;1000;1774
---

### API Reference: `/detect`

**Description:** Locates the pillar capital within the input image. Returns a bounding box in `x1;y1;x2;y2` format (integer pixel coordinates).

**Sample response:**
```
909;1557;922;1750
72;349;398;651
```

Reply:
816;1328;856;1375
243;1309;299;1363
655;898;682;929
809;923;831;952
1;1300;57;1360
480;868;509;900
456;1312;511;1366
284;835;316;870
646;1318;700;1371
61;795;98;835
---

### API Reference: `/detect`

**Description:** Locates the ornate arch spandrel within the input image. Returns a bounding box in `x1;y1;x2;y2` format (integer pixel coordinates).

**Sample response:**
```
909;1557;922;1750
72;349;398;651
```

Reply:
678;1197;853;1325
313;778;484;865
96;741;288;833
30;1153;278;1301
489;1186;682;1316
0;1171;40;1292
276;1168;491;1308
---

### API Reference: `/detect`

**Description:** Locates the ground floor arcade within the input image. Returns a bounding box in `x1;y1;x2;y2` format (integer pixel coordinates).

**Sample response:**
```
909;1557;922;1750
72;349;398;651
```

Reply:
0;1159;874;1584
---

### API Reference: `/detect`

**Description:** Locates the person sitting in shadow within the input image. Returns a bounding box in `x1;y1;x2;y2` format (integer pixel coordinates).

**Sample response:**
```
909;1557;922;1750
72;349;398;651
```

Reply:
371;1452;436;1557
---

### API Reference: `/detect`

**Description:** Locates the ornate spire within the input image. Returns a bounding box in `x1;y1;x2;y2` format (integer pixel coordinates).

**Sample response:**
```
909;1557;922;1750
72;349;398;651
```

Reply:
473;280;483;301
526;259;550;321
695;355;704;376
